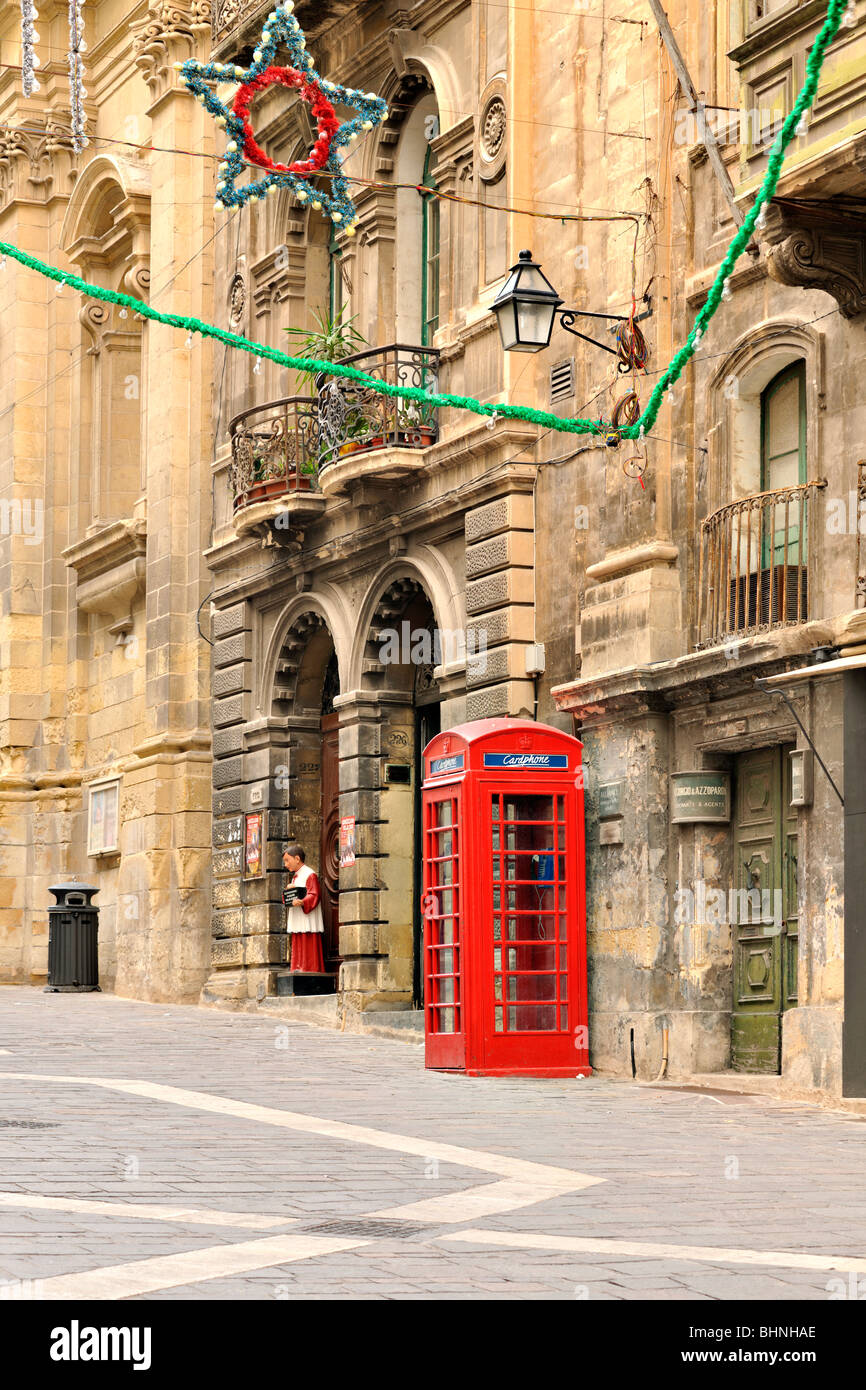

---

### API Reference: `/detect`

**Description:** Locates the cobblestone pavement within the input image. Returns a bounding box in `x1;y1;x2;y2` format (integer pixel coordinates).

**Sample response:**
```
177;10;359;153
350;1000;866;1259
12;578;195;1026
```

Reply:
0;986;864;1301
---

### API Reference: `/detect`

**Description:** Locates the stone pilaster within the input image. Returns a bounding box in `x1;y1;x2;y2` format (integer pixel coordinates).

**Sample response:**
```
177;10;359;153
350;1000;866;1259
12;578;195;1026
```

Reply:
464;491;536;720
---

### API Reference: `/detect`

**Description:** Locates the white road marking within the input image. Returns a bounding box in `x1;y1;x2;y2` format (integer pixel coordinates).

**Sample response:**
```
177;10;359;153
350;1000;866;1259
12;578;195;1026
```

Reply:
440;1228;866;1275
374;1178;590;1225
0;1073;603;1220
36;1232;370;1300
0;1192;293;1230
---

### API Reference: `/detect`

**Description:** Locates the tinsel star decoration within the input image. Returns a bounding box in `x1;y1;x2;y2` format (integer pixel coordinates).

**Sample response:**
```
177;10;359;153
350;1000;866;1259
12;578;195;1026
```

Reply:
177;2;388;234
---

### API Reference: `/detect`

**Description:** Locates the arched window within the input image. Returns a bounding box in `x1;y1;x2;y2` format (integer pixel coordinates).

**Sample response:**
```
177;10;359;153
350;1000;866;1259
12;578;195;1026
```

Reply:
394;90;439;344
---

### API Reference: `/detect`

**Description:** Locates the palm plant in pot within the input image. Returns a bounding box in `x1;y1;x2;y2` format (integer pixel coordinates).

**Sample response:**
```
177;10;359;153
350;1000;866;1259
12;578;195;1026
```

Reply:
285;308;376;467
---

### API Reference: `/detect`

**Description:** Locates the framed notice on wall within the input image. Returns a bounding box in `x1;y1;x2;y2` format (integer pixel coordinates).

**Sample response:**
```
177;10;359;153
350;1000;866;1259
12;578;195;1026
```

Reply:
244;811;266;879
339;816;356;868
87;777;121;856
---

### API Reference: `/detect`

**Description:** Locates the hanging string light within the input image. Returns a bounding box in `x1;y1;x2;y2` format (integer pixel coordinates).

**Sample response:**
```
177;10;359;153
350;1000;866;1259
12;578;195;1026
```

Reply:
20;0;40;97
68;0;88;154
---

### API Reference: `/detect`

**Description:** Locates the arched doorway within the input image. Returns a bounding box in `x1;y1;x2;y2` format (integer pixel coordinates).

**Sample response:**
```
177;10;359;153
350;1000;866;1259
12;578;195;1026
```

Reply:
271;611;342;979
361;577;442;1006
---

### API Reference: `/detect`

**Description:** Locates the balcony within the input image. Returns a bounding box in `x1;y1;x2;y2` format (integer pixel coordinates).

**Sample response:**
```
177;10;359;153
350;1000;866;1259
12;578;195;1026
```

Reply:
212;0;357;53
315;345;440;498
228;397;326;540
697;479;827;648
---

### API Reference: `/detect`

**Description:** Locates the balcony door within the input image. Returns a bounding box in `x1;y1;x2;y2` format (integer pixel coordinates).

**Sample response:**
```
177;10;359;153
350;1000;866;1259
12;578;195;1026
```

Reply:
761;361;807;569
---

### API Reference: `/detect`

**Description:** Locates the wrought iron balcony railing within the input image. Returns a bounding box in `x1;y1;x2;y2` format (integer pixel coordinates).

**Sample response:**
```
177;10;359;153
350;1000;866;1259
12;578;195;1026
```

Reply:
228;397;319;510
316;344;440;471
697;479;827;648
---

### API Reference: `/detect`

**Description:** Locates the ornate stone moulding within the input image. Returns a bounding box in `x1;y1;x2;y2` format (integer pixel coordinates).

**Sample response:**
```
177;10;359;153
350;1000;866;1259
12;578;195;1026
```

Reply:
759;199;866;319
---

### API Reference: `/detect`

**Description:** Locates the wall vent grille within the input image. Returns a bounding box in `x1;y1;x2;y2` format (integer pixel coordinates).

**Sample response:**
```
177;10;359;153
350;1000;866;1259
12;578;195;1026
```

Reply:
550;358;575;403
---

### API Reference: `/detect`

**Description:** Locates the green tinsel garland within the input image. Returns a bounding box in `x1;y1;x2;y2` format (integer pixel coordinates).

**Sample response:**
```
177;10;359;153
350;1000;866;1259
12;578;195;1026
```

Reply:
0;0;849;443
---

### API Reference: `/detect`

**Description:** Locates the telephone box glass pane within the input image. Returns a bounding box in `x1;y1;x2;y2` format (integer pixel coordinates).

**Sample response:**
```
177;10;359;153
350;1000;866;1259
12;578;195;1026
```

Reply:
502;852;556;881
507;974;556;1002
503;913;555;940
504;796;554;822
436;800;453;827
508;1004;556;1031
436;917;454;945
436;976;455;1004
436;828;454;856
507;942;556;970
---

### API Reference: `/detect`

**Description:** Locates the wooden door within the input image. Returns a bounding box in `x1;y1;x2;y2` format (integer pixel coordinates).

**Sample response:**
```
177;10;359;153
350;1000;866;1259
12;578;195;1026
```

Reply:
320;712;341;973
731;745;798;1073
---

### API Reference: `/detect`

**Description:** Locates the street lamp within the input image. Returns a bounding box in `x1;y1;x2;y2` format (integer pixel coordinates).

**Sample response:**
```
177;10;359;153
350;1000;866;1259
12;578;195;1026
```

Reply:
491;249;563;352
492;248;647;357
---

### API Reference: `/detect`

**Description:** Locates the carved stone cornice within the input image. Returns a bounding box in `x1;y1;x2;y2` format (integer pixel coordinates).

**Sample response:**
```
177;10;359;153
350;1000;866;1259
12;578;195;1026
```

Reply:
760;201;866;319
0;119;79;212
133;0;213;105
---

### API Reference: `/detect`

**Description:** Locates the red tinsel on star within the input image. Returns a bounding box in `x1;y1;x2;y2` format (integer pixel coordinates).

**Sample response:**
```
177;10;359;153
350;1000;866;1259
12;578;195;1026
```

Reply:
232;66;340;175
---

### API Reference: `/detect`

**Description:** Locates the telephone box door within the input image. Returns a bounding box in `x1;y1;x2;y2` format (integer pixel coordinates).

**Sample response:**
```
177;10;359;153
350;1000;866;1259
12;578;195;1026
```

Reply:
423;783;465;1070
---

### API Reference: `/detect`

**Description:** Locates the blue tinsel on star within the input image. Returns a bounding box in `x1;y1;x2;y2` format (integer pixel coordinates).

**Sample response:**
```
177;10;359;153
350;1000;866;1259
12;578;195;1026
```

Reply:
177;2;388;231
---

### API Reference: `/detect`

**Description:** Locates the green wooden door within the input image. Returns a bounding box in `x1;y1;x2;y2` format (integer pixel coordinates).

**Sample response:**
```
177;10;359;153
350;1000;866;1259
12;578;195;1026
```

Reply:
731;745;798;1073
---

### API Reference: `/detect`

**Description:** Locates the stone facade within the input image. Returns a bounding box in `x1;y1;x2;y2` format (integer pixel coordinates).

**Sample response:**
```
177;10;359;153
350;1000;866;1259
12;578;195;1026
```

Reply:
3;0;866;1098
0;0;216;1000
551;0;866;1099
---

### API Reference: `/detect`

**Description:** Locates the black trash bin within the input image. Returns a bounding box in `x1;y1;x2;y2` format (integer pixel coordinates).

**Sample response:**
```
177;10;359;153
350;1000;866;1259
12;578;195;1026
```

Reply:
44;882;101;993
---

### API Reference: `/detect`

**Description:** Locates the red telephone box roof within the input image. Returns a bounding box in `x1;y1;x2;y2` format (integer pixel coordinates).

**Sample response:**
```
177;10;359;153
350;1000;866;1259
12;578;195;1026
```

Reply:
436;718;582;748
423;718;583;782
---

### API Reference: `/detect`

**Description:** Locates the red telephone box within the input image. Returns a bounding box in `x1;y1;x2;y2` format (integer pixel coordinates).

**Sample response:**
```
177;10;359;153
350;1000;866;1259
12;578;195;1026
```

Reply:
421;718;590;1078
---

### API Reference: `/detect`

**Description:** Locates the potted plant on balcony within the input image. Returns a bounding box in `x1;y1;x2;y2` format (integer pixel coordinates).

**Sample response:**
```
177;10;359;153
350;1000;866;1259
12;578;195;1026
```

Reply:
247;449;288;504
285;309;374;465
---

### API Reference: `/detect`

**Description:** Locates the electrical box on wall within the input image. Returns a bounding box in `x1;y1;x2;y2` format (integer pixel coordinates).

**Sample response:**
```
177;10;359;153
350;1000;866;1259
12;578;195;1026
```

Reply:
790;748;814;807
524;643;546;677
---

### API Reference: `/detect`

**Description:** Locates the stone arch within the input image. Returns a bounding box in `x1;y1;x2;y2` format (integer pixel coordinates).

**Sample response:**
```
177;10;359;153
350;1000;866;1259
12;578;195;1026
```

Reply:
358;575;438;699
60;153;151;293
260;587;352;717
261;596;348;978
271;609;334;716
348;547;463;692
705;319;825;513
378;40;463;139
336;553;465;1011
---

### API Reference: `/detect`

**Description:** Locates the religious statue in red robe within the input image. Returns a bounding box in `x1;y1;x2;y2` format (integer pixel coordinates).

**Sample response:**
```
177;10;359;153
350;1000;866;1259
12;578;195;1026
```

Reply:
282;842;325;973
